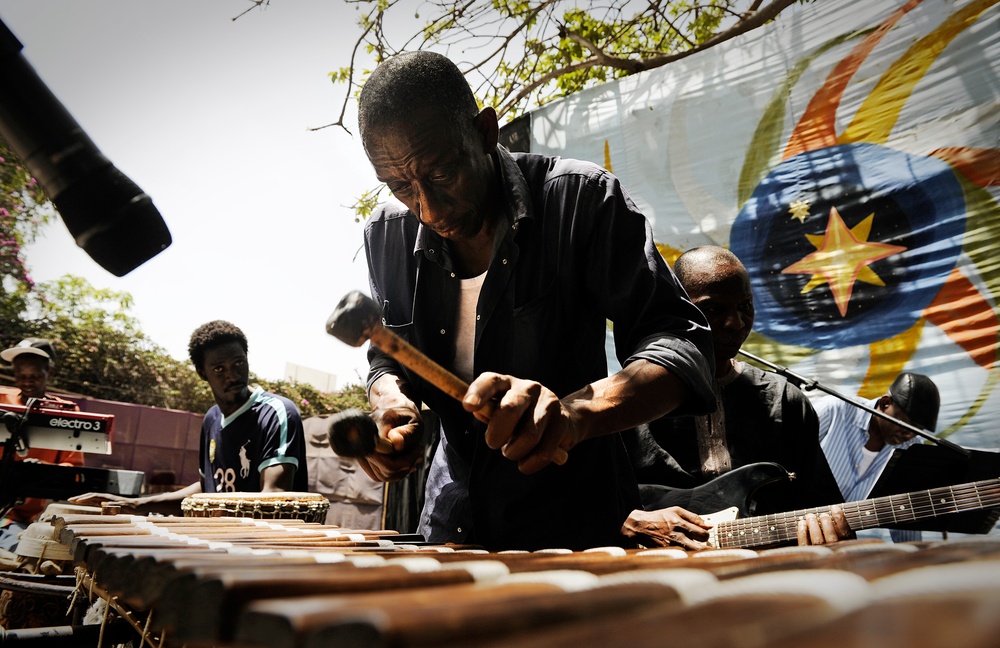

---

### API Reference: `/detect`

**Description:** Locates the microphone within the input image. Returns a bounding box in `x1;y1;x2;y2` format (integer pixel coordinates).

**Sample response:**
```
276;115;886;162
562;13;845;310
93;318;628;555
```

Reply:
0;17;171;276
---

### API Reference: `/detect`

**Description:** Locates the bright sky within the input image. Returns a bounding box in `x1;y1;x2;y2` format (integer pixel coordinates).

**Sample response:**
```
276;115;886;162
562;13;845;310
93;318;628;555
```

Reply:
0;0;383;388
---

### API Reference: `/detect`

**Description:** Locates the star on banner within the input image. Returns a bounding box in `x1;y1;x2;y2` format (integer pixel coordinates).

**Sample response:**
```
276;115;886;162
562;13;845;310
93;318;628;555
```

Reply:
788;199;811;223
782;206;906;317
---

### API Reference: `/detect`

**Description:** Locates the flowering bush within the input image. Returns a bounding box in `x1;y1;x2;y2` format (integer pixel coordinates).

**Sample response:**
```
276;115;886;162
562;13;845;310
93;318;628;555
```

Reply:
255;378;368;418
0;138;54;295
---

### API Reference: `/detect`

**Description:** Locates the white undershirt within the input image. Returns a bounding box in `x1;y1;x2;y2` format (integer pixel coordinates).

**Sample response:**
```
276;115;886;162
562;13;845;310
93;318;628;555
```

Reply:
454;271;487;383
858;446;879;476
695;360;742;478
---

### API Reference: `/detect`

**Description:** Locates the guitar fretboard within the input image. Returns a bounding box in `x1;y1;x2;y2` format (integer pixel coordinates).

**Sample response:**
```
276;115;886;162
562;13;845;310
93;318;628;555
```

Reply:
713;478;1000;549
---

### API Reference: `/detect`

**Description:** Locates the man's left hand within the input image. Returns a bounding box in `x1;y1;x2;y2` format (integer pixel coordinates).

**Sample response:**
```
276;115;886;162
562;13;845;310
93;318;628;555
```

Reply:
464;373;583;474
796;505;854;545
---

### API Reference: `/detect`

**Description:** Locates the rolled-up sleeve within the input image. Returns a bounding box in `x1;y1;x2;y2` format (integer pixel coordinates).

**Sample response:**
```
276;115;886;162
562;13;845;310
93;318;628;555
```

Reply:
575;166;715;414
627;332;715;415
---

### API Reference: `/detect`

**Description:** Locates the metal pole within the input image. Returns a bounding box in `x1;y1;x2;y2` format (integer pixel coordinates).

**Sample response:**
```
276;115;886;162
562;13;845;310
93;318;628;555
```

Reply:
738;349;969;457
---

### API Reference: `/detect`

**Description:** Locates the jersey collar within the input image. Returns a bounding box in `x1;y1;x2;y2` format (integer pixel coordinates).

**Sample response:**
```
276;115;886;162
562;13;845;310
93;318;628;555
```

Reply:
221;386;264;428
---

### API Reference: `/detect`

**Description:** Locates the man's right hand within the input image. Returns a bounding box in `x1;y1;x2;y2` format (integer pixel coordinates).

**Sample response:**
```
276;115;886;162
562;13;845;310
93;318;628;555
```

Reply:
69;482;200;512
620;507;713;551
355;404;425;482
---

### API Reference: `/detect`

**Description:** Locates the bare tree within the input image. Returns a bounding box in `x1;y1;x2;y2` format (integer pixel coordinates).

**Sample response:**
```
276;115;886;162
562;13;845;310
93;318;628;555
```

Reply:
235;0;804;216
315;0;801;132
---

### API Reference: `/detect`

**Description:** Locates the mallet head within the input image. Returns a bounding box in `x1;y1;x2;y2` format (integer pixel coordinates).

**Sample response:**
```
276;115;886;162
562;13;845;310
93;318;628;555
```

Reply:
328;408;380;457
326;291;382;347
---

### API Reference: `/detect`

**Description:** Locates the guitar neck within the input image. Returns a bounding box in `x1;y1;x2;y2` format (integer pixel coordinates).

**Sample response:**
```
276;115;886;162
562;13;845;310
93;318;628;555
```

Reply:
712;478;1000;549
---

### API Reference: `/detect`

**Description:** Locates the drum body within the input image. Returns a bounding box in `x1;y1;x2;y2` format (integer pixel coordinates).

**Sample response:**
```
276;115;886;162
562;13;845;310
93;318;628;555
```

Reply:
181;491;330;524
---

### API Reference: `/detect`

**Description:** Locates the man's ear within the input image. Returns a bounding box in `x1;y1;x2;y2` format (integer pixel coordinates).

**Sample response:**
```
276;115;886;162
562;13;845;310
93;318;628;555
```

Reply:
878;395;891;410
474;107;499;153
195;367;207;381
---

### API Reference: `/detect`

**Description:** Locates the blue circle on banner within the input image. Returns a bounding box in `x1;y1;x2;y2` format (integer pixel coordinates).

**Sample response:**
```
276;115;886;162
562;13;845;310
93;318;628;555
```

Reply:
730;143;965;349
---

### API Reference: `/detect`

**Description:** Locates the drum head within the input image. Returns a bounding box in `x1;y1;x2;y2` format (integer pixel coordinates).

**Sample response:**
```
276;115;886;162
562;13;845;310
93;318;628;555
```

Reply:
181;491;329;524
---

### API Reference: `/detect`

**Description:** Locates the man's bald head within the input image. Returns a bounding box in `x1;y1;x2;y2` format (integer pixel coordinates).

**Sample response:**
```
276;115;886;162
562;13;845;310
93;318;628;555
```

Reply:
674;246;754;371
674;246;749;295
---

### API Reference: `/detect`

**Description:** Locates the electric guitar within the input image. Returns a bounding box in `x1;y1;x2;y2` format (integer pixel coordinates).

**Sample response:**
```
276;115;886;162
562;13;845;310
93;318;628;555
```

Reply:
639;462;1000;550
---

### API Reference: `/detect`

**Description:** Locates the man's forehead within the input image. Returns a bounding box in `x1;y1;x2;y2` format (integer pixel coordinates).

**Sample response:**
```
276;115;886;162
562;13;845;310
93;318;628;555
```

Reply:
687;266;750;296
204;342;246;361
370;120;462;152
368;134;465;181
13;355;48;370
367;103;471;142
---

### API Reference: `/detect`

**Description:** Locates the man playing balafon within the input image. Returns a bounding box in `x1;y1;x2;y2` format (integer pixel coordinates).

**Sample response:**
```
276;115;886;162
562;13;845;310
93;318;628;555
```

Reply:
354;51;715;551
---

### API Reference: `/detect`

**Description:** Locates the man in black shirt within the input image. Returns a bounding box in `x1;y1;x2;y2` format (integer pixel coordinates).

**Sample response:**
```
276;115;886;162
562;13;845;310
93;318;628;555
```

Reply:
623;246;849;549
353;51;716;550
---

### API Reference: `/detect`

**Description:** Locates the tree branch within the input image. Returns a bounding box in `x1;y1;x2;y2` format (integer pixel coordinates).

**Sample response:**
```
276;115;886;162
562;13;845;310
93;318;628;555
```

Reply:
308;6;379;133
232;0;269;22
559;27;646;74
464;0;561;78
497;57;598;117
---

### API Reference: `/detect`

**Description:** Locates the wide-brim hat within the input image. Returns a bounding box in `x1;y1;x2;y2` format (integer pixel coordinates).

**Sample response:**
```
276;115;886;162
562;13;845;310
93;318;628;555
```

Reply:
1;338;56;364
888;372;940;432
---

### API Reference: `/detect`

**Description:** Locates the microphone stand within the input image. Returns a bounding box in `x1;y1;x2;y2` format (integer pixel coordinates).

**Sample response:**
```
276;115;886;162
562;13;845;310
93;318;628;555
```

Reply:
738;350;969;457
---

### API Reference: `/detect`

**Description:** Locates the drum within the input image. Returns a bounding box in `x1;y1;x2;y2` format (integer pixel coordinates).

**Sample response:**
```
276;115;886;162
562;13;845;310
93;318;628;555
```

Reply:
181;492;330;524
1;522;83;629
15;522;75;563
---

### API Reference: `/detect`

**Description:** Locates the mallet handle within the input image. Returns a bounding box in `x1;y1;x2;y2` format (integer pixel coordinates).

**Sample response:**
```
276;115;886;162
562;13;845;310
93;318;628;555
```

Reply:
366;324;568;465
367;325;479;408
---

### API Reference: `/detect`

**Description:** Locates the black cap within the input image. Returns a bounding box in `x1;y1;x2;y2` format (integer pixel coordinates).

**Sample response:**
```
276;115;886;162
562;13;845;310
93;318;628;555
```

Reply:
888;372;940;432
1;338;56;365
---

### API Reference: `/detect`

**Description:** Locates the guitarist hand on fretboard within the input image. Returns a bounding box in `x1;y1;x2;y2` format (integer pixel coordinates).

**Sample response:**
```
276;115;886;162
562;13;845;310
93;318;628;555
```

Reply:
629;464;860;549
796;506;853;546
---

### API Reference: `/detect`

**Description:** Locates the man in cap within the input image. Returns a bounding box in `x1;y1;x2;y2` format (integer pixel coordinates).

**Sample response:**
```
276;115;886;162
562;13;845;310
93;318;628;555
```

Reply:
0;338;83;551
815;371;941;542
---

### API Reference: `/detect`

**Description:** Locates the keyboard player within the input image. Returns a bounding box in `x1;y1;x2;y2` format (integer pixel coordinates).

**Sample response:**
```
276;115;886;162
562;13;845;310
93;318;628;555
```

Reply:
0;337;83;552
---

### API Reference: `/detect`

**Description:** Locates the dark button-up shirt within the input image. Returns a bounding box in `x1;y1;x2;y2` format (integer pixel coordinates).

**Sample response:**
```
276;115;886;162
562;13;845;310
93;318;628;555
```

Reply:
365;146;715;551
628;363;844;514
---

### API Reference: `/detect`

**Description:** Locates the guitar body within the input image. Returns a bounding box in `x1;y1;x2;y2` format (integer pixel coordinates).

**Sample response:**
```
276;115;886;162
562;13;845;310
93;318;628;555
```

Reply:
638;462;793;517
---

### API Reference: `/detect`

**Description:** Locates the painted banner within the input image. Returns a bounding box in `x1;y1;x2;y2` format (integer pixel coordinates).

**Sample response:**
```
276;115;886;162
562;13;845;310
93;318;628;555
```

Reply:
523;0;1000;450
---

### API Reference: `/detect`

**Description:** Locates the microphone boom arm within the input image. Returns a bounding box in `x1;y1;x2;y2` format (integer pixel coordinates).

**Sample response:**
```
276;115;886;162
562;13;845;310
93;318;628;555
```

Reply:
0;16;171;276
738;349;969;457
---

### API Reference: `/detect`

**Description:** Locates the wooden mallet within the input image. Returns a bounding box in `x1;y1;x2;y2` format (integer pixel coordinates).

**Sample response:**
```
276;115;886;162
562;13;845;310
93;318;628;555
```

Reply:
325;291;568;465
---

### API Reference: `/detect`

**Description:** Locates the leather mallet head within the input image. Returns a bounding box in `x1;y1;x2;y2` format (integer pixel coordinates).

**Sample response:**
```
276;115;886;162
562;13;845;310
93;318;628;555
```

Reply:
326;291;382;347
328;408;381;457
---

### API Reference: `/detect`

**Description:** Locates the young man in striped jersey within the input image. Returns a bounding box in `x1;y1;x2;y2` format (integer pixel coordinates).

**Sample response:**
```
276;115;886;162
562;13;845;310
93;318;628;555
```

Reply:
73;321;307;509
